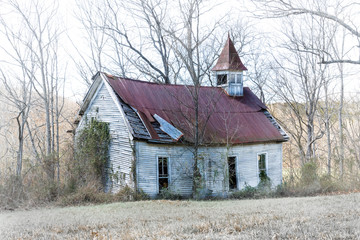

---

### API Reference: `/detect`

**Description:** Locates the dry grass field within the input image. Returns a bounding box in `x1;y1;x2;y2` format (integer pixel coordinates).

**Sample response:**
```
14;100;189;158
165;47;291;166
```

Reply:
0;193;359;239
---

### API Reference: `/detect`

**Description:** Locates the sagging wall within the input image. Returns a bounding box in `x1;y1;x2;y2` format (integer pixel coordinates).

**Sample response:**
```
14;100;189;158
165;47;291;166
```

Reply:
76;82;134;193
136;141;283;198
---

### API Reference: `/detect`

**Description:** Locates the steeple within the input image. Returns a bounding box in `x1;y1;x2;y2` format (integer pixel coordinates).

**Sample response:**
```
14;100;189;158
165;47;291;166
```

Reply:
212;34;247;96
212;34;247;72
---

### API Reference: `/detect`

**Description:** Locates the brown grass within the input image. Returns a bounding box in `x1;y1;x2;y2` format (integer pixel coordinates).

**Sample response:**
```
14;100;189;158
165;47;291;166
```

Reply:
0;193;359;239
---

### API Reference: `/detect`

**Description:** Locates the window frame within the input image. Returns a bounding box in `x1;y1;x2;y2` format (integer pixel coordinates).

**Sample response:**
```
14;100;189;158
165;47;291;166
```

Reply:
217;74;228;85
227;155;239;191
229;72;243;84
215;71;229;86
156;155;171;193
257;152;268;183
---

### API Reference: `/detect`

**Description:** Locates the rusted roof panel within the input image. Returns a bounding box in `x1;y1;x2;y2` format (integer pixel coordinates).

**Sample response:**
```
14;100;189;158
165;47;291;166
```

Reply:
212;35;248;72
104;73;285;144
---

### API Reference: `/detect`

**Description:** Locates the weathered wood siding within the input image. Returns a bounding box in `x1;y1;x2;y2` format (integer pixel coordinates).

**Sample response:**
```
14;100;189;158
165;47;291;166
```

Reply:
76;81;134;193
135;141;194;198
136;141;283;197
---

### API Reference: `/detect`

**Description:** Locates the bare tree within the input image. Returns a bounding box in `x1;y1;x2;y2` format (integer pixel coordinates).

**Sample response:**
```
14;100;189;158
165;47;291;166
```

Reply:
269;15;332;164
0;0;66;182
0;70;32;177
0;2;37;177
72;0;111;86
252;0;360;65
253;0;356;177
164;0;227;196
75;0;174;84
246;52;270;103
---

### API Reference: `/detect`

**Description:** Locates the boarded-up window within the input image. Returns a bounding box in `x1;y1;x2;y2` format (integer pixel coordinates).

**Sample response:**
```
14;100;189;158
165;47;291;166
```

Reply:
228;156;237;190
158;157;168;190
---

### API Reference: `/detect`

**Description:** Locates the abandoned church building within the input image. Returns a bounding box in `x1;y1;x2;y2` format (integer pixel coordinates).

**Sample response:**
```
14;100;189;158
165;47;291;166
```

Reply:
75;36;289;198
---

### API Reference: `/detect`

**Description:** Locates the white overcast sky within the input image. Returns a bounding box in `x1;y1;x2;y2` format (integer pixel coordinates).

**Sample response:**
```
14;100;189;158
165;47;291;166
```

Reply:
1;0;360;101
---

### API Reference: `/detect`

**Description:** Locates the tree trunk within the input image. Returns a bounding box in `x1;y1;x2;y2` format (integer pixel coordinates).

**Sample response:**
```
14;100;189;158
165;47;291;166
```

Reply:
339;62;344;178
324;79;331;175
16;114;24;177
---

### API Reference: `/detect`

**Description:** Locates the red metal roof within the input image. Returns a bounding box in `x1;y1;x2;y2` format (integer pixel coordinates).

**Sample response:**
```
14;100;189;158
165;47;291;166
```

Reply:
212;35;248;71
104;73;285;144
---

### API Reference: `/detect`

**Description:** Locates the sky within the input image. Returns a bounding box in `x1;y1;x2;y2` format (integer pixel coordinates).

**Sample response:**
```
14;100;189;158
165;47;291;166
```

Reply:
1;0;360;103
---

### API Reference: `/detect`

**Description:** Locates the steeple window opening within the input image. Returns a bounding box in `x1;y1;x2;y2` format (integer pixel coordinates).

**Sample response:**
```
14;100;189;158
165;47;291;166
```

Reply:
217;74;227;85
229;73;243;84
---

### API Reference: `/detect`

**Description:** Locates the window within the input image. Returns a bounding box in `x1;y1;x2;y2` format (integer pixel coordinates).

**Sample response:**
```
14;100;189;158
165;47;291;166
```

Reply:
229;73;243;84
158;157;169;191
258;153;267;178
229;74;236;83
217;74;227;85
228;73;244;96
228;156;237;190
217;73;243;86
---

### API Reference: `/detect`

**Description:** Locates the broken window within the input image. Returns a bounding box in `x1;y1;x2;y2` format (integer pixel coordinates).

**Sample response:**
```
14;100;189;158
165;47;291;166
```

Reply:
258;153;267;177
217;74;227;85
228;156;237;190
158;157;169;191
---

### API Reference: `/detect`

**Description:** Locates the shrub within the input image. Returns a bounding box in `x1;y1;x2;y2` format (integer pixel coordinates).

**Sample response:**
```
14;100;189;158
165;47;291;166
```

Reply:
0;175;27;209
57;184;149;207
134;189;150;201
319;174;341;193
272;183;290;197
298;161;321;195
75;118;111;189
230;184;258;199
258;172;272;191
300;161;318;186
157;188;183;200
57;182;111;206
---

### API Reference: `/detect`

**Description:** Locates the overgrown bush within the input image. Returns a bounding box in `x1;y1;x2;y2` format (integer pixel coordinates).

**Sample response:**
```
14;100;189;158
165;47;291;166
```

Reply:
57;184;149;206
300;161;318;185
74;118;111;190
319;174;340;193
230;184;258;199
115;185;150;201
0;175;27;209
0;166;65;209
57;181;111;206
272;182;290;197
258;171;272;192
295;161;321;195
157;188;183;200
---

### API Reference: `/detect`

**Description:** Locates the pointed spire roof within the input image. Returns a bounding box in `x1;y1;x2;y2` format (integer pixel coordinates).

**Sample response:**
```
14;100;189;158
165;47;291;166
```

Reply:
212;34;247;71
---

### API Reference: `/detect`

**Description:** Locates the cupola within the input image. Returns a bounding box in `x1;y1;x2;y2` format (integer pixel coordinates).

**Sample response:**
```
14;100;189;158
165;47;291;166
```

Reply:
212;34;247;96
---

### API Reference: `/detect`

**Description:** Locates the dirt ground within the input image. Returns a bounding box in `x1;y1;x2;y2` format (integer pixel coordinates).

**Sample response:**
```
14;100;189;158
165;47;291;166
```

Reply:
0;193;359;239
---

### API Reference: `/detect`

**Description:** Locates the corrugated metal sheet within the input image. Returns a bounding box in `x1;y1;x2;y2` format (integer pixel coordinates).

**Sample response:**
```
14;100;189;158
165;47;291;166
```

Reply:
105;73;285;144
212;35;248;72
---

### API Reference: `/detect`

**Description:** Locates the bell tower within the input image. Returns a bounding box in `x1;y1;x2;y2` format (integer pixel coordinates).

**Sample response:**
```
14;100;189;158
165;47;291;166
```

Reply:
212;34;247;96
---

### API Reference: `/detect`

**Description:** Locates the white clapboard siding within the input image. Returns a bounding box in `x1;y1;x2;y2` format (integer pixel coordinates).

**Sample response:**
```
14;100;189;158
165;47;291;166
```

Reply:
136;142;193;198
233;143;283;188
76;82;134;193
136;141;283;197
